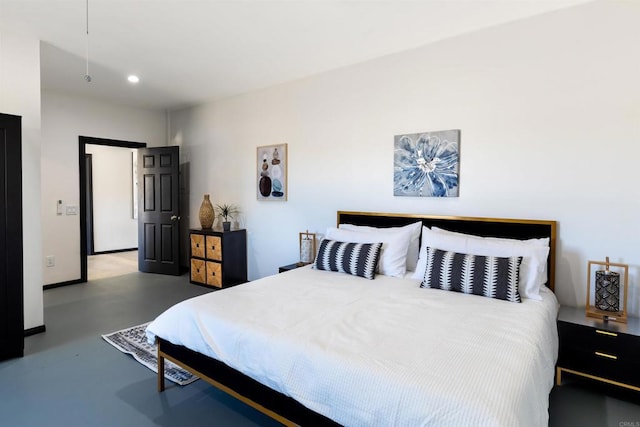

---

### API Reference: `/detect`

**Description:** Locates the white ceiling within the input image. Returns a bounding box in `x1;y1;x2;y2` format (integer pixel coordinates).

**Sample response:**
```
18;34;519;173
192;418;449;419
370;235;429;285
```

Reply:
0;0;589;111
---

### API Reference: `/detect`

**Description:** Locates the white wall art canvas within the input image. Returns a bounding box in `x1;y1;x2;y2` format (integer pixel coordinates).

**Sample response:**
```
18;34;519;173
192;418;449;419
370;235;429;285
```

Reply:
394;129;460;197
257;143;288;201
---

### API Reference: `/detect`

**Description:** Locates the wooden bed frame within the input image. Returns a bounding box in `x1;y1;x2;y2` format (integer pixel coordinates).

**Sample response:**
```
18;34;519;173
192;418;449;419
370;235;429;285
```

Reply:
157;211;557;426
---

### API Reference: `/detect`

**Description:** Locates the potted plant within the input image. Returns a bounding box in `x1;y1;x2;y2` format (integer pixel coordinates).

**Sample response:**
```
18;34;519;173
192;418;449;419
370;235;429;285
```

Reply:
215;203;240;231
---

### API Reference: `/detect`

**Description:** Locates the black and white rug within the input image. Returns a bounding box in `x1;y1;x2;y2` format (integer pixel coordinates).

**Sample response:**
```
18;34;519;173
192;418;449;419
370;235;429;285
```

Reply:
102;322;198;386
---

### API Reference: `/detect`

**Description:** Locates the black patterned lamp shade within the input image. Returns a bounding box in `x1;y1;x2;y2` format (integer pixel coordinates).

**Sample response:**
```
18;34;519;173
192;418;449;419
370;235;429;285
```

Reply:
595;270;620;312
586;257;628;323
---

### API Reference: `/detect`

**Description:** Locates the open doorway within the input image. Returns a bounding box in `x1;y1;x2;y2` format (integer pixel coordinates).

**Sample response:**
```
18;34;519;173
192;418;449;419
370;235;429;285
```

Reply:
79;136;146;282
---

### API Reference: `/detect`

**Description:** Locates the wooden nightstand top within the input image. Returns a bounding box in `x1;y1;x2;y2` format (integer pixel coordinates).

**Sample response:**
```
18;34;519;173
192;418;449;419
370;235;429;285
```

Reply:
558;305;640;336
190;228;245;235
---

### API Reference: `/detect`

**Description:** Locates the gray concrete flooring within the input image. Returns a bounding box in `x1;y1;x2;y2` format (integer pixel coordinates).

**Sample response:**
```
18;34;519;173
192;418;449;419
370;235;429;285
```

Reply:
1;272;280;427
1;271;639;426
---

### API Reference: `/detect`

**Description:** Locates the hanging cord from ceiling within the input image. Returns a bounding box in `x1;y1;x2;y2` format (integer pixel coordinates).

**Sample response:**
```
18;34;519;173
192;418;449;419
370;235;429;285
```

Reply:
84;0;92;83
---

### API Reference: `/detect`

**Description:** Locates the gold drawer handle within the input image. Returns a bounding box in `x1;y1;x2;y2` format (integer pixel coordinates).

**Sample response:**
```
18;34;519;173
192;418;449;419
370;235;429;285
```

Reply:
595;351;617;360
596;330;617;337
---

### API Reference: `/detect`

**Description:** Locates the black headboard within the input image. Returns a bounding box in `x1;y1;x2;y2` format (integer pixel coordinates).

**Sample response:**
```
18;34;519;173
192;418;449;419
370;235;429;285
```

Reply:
337;211;557;291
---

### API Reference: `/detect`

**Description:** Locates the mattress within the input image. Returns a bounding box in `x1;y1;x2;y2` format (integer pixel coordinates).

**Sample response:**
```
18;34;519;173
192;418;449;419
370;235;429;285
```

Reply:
147;266;559;426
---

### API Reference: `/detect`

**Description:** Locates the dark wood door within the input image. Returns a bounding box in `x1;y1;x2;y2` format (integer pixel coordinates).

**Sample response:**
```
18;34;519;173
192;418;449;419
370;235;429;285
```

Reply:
138;146;181;275
0;113;23;360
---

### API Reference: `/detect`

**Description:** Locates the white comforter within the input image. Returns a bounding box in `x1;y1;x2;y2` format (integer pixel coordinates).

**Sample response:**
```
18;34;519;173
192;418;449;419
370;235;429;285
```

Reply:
147;266;559;427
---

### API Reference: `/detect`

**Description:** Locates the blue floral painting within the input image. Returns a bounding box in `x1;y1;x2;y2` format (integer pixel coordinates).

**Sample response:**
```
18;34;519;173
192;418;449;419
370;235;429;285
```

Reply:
394;130;460;197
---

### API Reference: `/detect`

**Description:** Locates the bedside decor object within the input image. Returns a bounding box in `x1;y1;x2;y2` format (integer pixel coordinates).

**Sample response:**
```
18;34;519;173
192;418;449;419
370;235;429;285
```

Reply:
586;257;629;323
394;129;460;197
257;143;287;201
299;230;316;265
214;203;240;231
199;194;214;229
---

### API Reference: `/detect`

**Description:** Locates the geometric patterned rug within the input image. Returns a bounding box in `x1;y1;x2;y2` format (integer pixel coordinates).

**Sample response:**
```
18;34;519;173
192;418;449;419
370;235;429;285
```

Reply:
101;322;198;386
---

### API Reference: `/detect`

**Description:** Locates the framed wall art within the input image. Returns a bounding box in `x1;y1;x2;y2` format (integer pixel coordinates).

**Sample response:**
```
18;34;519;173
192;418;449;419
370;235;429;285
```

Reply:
257;143;287;201
393;129;460;197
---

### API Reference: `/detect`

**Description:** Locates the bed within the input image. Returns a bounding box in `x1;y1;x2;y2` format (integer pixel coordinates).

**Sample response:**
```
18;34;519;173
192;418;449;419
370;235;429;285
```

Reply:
147;211;559;426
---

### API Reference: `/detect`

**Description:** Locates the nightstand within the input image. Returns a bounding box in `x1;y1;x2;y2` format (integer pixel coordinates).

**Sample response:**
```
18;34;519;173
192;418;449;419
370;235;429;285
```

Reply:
556;305;640;392
278;262;310;273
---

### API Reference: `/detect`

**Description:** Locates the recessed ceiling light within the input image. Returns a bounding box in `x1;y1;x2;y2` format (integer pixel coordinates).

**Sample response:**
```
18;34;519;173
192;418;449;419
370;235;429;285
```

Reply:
127;75;140;84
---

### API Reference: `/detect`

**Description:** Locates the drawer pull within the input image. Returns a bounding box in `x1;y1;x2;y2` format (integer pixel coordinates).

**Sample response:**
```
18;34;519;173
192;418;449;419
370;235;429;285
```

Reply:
595;351;617;360
596;330;617;337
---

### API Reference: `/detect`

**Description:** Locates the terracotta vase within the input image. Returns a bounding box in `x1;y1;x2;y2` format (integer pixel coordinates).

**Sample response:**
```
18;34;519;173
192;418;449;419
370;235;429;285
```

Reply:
199;194;214;229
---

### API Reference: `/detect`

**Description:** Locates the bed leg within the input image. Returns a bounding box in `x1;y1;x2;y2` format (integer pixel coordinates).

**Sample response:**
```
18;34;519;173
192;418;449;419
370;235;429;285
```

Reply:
158;342;165;392
555;367;562;386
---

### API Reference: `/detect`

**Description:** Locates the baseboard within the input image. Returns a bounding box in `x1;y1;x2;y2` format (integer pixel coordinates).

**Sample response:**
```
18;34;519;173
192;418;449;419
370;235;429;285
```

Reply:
24;324;46;337
91;248;138;255
43;278;84;290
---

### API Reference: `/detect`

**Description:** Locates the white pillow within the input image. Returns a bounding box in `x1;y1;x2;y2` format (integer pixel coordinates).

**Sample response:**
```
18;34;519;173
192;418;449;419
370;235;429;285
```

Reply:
430;226;550;287
325;227;412;278
431;227;550;248
339;221;422;271
412;227;550;300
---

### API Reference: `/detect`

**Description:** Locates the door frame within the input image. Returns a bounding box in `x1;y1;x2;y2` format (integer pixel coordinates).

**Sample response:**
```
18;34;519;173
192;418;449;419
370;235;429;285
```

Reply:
85;153;95;256
78;136;146;283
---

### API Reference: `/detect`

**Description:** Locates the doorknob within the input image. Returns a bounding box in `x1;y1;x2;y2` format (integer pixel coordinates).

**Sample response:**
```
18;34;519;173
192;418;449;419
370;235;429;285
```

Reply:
170;215;180;221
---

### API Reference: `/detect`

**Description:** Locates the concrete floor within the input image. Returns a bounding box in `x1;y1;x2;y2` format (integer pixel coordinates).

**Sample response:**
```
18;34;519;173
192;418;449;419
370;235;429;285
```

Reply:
1;272;280;427
1;271;639;426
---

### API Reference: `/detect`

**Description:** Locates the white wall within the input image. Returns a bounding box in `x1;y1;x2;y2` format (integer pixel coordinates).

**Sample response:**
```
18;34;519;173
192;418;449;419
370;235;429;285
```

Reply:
0;29;43;330
41;89;167;285
170;1;640;315
85;144;138;252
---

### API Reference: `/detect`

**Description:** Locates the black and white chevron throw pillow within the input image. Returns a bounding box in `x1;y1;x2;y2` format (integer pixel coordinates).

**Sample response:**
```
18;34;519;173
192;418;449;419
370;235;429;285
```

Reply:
314;239;382;280
420;247;522;303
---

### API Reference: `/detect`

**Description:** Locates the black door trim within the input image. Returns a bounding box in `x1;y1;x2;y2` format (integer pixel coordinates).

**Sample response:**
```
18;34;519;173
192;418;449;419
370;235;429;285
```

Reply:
85;154;95;256
78;136;146;283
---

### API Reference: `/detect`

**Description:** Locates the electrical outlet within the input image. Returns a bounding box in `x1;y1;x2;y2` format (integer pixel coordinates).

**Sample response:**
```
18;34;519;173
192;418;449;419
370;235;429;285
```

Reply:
46;255;55;267
66;206;78;215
